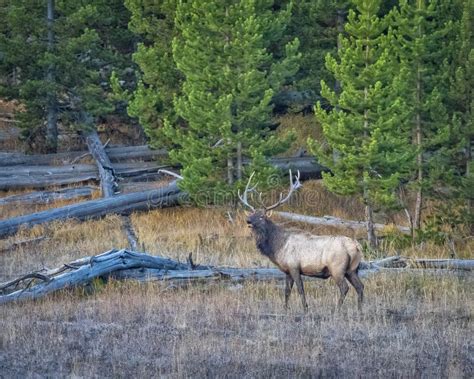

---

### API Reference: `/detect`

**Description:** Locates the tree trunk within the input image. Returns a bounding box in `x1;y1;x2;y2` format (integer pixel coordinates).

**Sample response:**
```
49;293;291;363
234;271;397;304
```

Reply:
365;203;377;249
0;145;168;167
0;162;168;190
85;130;118;197
0;182;182;239
334;9;345;96
274;211;410;234
0;187;96;206
85;130;139;250
236;141;242;180
227;139;234;185
413;64;423;233
362;44;376;249
45;0;57;153
1;249;472;305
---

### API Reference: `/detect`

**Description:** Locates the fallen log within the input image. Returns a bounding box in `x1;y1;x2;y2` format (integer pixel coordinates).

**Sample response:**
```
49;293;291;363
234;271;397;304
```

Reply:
0;145;168;167
0;182;183;239
0;172;98;190
85;130;119;197
275;211;411;234
407;259;474;270
85;130;139;250
360;256;474;270
1;249;471;305
0;187;96;206
0;157;322;190
0;162;170;190
0;249;189;304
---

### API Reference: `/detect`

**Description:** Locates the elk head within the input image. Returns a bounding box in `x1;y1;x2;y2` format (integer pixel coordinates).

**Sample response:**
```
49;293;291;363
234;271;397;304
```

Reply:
238;170;301;232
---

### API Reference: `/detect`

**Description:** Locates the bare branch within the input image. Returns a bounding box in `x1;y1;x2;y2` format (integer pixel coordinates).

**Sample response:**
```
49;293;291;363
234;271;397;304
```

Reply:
158;169;184;180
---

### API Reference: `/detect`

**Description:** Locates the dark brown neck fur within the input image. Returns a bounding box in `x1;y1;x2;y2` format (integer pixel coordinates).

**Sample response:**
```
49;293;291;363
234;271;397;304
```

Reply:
253;219;288;258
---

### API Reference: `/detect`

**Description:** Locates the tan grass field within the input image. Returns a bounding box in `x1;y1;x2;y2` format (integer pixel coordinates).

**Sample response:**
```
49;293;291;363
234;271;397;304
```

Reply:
1;184;473;377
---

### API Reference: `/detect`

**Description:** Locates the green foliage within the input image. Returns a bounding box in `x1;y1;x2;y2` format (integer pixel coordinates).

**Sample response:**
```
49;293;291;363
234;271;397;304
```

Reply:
124;0;181;148
311;0;412;212
0;0;134;151
391;0;472;235
164;0;300;201
419;203;472;245
286;0;346;93
444;0;473;211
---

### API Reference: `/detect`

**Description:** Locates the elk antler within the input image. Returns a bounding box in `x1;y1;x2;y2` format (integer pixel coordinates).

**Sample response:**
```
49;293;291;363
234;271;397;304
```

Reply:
238;170;301;212
238;172;257;212
264;170;301;212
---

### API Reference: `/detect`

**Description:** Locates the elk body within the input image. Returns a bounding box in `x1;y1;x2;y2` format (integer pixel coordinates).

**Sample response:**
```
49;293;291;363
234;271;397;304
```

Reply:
240;171;364;312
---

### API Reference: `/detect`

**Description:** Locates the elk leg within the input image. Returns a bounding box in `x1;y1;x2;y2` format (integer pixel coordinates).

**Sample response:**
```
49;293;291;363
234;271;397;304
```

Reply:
345;272;364;310
334;275;349;308
290;269;308;312
284;274;294;309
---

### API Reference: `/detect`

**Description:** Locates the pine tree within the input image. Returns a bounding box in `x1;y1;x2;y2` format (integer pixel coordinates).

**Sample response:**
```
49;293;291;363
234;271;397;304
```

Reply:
390;0;452;232
441;0;474;234
164;0;300;201
286;0;350;94
311;0;412;248
0;0;133;152
123;0;181;148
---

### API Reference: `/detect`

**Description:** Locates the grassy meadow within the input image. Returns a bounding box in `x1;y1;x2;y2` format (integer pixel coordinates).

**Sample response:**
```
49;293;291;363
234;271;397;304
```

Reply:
0;179;473;378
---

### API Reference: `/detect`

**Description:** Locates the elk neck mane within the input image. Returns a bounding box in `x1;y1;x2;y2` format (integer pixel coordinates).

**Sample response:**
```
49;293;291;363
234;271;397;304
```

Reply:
253;219;288;257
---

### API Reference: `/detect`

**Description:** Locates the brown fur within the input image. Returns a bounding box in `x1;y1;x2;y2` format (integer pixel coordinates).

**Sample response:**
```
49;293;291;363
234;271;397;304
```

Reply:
247;210;364;312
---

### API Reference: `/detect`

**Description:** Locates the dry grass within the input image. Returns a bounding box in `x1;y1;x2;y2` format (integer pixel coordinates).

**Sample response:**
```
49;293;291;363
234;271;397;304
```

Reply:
1;273;472;378
1;182;472;284
0;186;102;219
275;113;323;155
1;180;473;377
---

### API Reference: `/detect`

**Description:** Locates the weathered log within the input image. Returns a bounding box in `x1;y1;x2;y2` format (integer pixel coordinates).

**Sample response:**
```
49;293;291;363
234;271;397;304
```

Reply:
85;130;118;197
275;211;411;234
0;182;183;238
360;256;474;270
0;162;167;177
367;256;404;268
407;258;474;270
0;187;96;206
0;249;189;304
0;162;169;190
0;157;321;190
0;145;168;166
85;131;140;250
0;172;98;190
1;249;471;305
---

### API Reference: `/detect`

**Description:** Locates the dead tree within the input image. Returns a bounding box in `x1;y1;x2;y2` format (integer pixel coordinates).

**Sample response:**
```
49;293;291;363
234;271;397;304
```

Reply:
1;249;471;305
0;182;183;239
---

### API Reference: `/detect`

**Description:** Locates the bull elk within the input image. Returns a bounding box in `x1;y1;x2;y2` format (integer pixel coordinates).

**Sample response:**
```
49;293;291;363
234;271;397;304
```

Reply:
239;171;364;312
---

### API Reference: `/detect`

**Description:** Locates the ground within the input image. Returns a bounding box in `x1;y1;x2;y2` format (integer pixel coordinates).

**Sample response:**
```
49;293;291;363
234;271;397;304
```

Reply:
0;109;472;377
1;272;472;378
0;206;473;378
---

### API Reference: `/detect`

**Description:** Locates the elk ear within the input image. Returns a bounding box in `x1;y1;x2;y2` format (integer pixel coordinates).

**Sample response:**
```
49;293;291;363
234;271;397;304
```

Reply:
243;210;251;216
266;210;273;218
